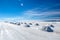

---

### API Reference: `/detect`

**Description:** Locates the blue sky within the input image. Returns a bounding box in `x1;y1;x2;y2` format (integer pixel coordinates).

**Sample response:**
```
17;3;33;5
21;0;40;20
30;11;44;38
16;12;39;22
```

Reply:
0;0;60;21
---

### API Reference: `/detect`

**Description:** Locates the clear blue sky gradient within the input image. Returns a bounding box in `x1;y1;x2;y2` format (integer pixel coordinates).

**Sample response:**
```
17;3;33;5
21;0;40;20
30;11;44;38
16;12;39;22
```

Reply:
0;0;60;20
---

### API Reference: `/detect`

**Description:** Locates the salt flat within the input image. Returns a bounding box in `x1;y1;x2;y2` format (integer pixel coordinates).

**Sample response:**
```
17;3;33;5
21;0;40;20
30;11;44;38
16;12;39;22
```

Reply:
0;21;60;40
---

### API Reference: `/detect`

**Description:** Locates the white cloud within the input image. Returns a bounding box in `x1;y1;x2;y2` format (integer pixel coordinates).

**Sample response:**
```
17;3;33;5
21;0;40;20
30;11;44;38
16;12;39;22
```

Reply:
23;9;60;16
22;8;60;20
0;7;60;22
0;17;26;22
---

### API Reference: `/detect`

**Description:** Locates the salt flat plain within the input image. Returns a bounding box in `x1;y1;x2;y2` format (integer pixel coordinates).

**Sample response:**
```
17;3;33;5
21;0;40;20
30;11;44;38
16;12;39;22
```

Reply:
0;21;60;40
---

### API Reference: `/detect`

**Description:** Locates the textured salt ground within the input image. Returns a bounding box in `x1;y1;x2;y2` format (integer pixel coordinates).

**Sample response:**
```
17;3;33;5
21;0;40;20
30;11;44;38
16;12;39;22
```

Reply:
0;22;60;40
